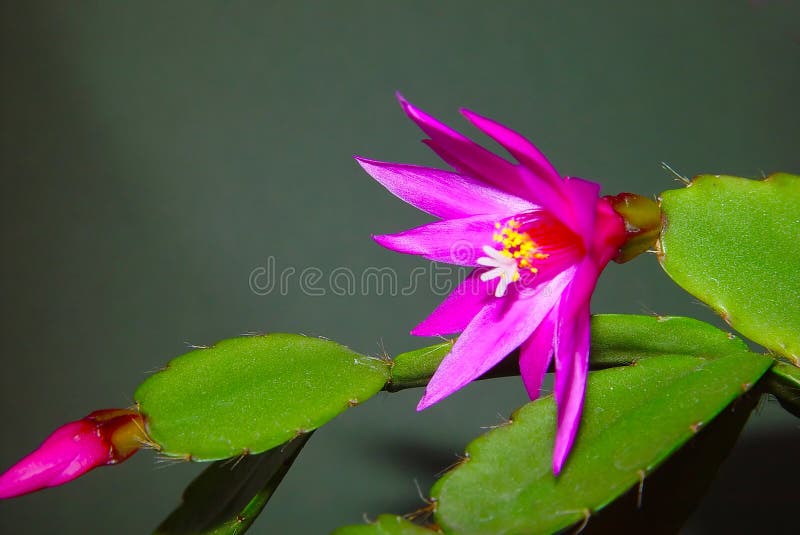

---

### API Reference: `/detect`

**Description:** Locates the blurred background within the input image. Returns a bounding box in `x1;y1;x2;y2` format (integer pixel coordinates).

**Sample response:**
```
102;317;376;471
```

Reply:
1;1;798;533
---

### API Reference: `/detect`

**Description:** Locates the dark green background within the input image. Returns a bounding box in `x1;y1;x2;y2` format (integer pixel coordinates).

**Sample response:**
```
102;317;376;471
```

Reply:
1;2;798;533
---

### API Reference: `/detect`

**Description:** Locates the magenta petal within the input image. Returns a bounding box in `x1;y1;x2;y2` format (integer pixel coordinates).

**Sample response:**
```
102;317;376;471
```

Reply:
373;214;508;266
561;177;601;246
551;260;600;474
424;137;569;216
355;157;536;219
460;108;562;186
417;266;576;410
518;305;557;400
551;303;591;475
419;137;512;188
397;95;530;198
421;137;520;194
412;270;496;336
0;421;109;499
552;262;598;401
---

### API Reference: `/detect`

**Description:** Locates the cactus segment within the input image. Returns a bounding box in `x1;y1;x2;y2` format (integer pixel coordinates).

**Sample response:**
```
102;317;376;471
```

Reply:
765;361;800;418
576;388;759;533
388;340;454;391
155;433;311;534
587;314;749;366
135;334;389;460
338;316;770;534
388;314;748;391
430;352;770;534
332;515;438;535
658;173;800;364
137;315;748;461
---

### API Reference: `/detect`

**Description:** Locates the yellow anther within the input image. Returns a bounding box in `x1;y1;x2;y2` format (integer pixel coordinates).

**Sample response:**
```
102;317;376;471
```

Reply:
491;218;548;275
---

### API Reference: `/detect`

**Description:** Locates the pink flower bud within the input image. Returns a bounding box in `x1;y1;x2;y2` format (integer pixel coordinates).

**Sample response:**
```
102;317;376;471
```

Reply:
0;408;146;499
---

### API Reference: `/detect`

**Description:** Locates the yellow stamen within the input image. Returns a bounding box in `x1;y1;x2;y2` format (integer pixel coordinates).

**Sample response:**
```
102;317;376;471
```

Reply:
492;218;549;275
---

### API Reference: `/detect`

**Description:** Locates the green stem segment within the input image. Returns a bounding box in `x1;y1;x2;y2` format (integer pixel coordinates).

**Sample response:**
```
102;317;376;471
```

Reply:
155;433;312;535
765;361;800;418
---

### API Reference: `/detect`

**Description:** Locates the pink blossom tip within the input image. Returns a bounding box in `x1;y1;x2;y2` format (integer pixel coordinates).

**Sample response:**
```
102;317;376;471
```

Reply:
0;408;147;499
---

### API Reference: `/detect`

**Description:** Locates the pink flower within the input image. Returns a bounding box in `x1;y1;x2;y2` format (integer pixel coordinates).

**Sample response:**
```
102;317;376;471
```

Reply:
357;96;632;474
0;408;146;499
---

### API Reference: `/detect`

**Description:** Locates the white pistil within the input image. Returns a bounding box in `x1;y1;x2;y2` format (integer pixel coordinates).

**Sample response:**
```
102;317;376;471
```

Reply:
477;245;519;298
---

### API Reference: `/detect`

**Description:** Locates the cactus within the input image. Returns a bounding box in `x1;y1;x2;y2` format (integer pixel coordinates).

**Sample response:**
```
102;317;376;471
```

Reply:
332;515;438;535
134;316;735;464
766;361;800;418
155;433;311;535
586;314;749;365
429;353;770;534
388;314;749;389
135;334;389;460
658;173;800;364
336;318;771;534
138;315;735;464
387;341;455;391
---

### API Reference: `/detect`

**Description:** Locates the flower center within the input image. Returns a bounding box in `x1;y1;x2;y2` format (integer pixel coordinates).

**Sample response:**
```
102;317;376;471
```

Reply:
477;218;549;297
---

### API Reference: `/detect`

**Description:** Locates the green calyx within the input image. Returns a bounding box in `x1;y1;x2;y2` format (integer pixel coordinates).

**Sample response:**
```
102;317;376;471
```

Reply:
605;192;663;264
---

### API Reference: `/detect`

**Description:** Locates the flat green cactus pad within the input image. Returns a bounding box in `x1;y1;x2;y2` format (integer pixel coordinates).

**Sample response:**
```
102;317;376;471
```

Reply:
388;314;748;389
331;515;437;535
766;361;800;418
135;334;389;460
585;314;748;365
155;433;311;534
430;352;770;534
336;317;771;534
659;173;800;364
